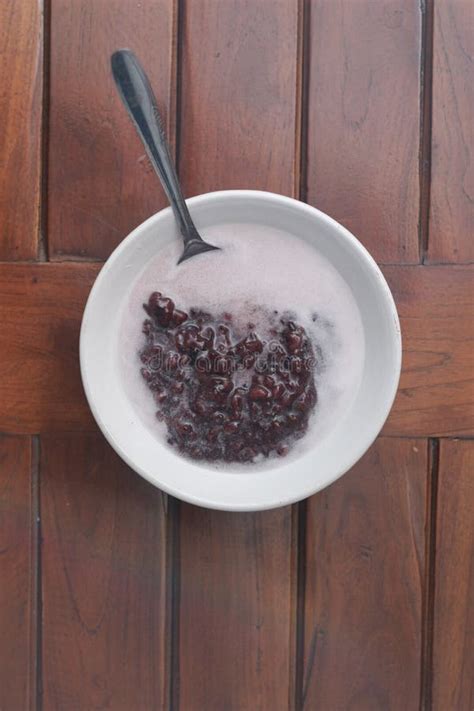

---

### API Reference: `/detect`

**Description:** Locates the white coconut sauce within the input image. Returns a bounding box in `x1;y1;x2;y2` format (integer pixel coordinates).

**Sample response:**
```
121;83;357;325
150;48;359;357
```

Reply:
118;223;365;466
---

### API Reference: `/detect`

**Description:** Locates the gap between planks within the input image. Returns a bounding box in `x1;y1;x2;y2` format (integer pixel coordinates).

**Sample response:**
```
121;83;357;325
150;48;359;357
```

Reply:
294;498;308;711
38;0;51;262
31;435;42;711
166;495;181;711
418;0;434;263
297;0;311;206
419;438;439;711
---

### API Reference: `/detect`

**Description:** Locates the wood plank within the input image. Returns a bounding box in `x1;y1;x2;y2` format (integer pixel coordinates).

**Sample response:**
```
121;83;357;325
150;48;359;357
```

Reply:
1;264;472;436
383;265;474;436
302;438;427;709
0;263;98;433
433;440;474;710
41;434;168;710
306;0;421;264
428;1;474;263
48;0;176;260
178;506;295;711
176;5;299;709
0;262;471;436
0;436;36;710
179;0;300;197
0;0;43;260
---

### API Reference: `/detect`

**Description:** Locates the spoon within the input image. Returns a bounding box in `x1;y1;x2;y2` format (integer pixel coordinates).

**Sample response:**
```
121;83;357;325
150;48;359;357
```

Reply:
111;49;219;264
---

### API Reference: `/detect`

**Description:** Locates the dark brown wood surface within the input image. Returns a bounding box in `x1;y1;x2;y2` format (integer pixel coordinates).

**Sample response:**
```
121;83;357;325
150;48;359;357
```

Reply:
48;0;176;260
41;434;169;710
306;0;422;264
179;0;300;197
383;265;474;437
0;436;37;710
0;0;43;260
432;440;474;710
428;1;474;264
303;439;427;709
0;263;97;433
0;0;473;708
178;507;296;711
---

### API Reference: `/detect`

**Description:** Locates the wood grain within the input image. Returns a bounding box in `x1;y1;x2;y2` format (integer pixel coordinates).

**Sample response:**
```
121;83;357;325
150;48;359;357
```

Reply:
41;434;169;710
432;440;474;710
178;505;295;711
48;0;176;260
179;0;300;197
383;265;474;436
302;438;427;709
0;263;98;433
428;1;474;263
0;0;43;260
306;0;421;263
1;263;472;437
0;436;36;710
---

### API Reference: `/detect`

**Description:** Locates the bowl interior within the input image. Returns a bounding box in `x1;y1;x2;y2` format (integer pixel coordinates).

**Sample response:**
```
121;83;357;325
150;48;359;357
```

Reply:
80;191;401;510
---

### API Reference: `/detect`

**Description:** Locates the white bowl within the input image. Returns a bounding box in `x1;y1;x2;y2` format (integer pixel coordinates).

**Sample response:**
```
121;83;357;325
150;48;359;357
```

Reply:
80;190;401;511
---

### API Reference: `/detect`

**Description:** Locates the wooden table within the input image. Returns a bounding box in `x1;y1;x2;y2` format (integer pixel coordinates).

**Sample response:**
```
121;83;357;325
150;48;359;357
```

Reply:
1;1;473;709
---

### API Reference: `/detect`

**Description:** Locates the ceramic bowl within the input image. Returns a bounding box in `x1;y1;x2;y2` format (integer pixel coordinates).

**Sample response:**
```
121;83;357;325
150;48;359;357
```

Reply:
80;190;401;511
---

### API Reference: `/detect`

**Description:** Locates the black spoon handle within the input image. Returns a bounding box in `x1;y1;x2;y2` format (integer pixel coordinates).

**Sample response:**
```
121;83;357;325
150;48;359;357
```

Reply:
111;49;201;243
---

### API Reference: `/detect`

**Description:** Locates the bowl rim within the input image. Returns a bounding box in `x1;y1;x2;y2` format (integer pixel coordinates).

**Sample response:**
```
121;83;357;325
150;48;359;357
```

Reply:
80;189;402;511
